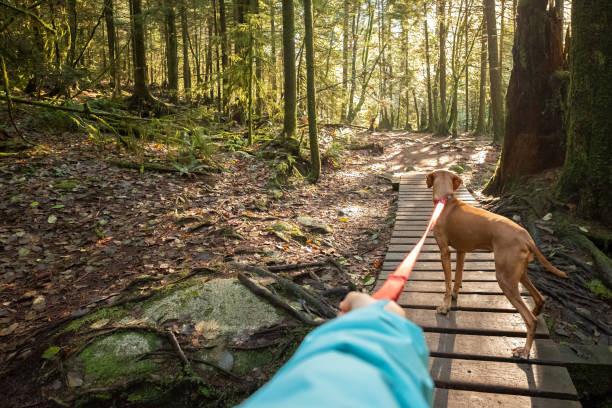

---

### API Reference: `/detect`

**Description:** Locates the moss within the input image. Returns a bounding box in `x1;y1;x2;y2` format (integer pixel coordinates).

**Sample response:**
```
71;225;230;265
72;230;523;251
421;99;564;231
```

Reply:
79;332;161;384
53;180;80;190
126;384;164;403
587;280;612;300
59;306;129;335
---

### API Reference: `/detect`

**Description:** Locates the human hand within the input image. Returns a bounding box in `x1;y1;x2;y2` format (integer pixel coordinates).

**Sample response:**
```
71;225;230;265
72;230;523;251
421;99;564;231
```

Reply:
338;291;406;318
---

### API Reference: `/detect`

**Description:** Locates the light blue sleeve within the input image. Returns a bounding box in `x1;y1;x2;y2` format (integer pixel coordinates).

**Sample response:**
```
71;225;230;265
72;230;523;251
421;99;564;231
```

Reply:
239;300;433;408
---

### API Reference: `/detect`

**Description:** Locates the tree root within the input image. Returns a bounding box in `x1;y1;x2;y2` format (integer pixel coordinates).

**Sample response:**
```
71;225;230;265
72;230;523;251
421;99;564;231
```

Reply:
235;263;336;318
237;273;320;326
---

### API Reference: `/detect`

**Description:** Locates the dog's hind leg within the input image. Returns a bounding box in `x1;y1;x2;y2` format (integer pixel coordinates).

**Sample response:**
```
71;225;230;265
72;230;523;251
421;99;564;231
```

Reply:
451;250;465;299
520;273;545;316
496;260;538;359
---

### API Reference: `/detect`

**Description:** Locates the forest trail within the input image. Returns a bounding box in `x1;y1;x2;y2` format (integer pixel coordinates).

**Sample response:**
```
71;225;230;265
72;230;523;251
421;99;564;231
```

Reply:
380;173;580;407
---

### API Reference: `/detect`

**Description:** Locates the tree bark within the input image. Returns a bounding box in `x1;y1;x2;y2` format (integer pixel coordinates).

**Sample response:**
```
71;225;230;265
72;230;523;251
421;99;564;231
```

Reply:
483;0;504;143
270;0;277;94
424;6;433;131
484;0;567;195
128;0;154;104
164;1;179;104
341;0;349;122
281;0;297;140
219;0;229;111
104;0;120;97
474;16;487;135
180;0;191;104
557;0;612;224
66;0;77;66
435;0;448;136
303;0;320;182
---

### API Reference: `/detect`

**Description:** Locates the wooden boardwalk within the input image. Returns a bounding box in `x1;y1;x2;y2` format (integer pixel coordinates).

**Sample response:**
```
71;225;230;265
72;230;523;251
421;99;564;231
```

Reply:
377;174;581;407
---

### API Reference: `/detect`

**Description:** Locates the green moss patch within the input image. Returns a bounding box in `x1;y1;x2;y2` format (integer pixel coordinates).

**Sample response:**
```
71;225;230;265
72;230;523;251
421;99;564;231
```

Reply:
79;332;161;384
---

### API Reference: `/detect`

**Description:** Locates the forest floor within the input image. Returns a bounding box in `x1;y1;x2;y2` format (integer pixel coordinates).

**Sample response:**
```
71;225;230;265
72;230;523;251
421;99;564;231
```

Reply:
1;120;610;406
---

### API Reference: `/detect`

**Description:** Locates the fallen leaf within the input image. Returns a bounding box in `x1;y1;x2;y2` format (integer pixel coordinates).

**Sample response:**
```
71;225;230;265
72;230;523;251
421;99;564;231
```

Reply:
0;322;19;336
42;346;61;359
48;215;57;224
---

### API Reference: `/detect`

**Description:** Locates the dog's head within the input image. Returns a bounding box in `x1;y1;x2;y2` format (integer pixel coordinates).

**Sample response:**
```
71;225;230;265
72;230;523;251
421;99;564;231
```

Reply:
426;170;462;202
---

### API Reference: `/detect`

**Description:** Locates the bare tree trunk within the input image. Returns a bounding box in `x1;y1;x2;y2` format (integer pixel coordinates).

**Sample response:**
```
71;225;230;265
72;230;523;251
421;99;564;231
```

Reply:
219;0;229;111
303;0;320;182
424;4;433;131
282;0;297;140
164;1;179;104
436;0;448;136
475;16;487;135
104;0;120;97
66;0;77;66
270;0;277;94
465;0;469;131
483;0;504;143
128;0;155;104
341;0;349;121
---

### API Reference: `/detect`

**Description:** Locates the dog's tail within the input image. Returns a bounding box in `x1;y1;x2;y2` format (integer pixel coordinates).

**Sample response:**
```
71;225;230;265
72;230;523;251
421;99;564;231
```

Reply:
529;242;568;278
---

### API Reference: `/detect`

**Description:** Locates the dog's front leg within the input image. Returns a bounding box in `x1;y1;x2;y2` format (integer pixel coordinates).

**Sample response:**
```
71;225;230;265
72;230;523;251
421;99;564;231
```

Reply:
452;250;465;299
434;233;453;314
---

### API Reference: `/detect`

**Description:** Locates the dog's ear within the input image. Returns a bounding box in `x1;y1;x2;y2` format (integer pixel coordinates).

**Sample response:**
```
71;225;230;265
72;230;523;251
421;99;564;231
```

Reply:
426;172;434;188
452;174;462;191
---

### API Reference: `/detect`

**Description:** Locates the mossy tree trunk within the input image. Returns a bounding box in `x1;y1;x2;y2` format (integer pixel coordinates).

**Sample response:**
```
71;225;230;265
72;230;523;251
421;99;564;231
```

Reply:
435;0;448;136
281;0;297;141
557;0;612;225
180;0;191;104
483;0;504;144
303;0;320;182
484;0;566;195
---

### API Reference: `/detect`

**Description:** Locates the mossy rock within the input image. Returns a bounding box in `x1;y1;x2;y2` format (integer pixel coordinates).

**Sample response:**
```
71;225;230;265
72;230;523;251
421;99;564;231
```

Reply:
270;221;307;243
54;180;80;190
296;216;333;234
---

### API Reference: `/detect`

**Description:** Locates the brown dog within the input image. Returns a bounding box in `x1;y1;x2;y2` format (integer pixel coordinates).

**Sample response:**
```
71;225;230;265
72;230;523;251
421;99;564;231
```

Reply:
426;170;567;359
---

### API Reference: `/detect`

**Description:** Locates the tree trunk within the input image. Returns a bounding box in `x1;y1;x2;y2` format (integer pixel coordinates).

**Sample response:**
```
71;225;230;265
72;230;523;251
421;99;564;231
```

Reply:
347;1;360;122
219;0;229;111
435;0;448;136
302;0;320;182
281;0;297;140
180;0;192;104
464;0;470;132
483;0;504;143
270;0;277;94
475;17;487;135
557;0;612;224
341;0;349;121
424;5;433;131
484;0;567;195
128;0;154;104
104;0;120;97
164;1;179;104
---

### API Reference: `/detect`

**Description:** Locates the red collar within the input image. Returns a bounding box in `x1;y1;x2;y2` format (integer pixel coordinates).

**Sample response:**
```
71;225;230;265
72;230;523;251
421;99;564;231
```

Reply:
435;195;452;205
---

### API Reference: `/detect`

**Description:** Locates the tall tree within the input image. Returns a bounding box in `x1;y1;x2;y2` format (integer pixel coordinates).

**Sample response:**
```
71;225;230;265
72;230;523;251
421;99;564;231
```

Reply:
180;0;191;104
483;0;504;143
424;4;433;131
219;0;229;111
104;0;120;97
557;0;612;224
128;0;155;106
484;0;566;194
164;1;179;103
341;0;349;122
303;0;320;182
474;16;487;135
435;0;448;136
281;0;297;140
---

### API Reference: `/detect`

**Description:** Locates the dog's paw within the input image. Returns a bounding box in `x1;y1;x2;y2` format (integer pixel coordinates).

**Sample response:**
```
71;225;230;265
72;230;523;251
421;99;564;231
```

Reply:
511;346;530;359
451;290;459;299
436;305;450;314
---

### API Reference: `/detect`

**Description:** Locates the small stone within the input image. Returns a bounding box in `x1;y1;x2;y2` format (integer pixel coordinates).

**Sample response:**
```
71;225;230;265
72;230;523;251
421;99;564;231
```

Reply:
32;296;46;311
2;271;16;283
66;371;83;388
217;351;234;371
71;308;89;318
51;379;62;390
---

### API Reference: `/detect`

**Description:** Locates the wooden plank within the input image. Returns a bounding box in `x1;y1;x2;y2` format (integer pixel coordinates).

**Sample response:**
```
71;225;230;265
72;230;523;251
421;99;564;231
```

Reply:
429;358;577;399
382;280;513;294
382;260;495;270
424;333;558;362
432;389;581;408
404;308;549;337
383;270;496;282
388;243;442;251
398;292;533;312
386;247;493;260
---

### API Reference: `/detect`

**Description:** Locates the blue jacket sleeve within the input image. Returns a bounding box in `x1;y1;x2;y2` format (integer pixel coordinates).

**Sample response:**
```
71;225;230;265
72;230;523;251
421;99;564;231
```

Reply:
239;300;433;408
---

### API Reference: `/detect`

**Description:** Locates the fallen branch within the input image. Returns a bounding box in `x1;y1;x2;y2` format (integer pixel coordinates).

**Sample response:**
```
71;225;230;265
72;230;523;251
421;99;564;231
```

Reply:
235;263;336;318
1;57;36;146
237;273;319;326
268;261;326;271
166;329;189;366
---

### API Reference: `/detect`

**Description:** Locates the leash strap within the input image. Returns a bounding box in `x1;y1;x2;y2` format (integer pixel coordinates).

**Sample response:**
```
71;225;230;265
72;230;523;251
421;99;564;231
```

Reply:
372;196;450;301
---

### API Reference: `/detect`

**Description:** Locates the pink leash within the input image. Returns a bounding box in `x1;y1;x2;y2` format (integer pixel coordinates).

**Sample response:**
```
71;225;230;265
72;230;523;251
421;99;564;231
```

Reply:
372;196;450;301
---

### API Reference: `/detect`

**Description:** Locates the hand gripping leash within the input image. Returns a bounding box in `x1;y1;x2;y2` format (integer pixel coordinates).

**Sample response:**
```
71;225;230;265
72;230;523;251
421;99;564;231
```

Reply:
372;195;451;301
